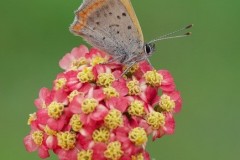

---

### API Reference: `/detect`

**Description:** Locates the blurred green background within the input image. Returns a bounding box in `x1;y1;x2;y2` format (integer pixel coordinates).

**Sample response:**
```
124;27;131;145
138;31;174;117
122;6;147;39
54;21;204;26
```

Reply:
0;0;239;159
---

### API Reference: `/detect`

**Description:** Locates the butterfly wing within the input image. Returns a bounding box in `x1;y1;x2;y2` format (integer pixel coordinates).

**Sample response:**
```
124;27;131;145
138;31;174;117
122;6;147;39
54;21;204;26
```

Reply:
70;0;144;62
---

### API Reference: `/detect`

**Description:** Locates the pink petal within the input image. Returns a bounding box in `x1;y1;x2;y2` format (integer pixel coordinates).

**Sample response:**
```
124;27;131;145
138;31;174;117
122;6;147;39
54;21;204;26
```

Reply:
24;135;38;152
77;131;93;147
72;45;89;58
115;127;129;142
47;115;66;131
92;64;106;76
139;61;153;73
59;53;74;70
34;99;43;109
91;104;108;121
57;148;78;160
39;88;51;100
88;48;106;59
93;88;105;101
46;135;57;149
106;97;129;112
167;91;182;113
36;109;49;125
168;91;180;101
121;141;134;155
160;83;176;92
112;70;122;79
139;120;152;134
69;95;83;113
163;113;175;134
158;70;174;85
86;87;94;98
92;143;107;160
79;83;93;94
105;63;122;70
152;130;158;141
151;95;160;106
143;151;150;160
34;88;51;109
112;80;128;97
52;90;68;104
80;113;89;124
144;86;158;104
65;71;83;90
174;95;182;113
38;145;50;159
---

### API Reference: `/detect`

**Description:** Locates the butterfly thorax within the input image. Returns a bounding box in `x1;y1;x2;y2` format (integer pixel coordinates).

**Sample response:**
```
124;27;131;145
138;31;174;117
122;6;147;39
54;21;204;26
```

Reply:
116;42;155;65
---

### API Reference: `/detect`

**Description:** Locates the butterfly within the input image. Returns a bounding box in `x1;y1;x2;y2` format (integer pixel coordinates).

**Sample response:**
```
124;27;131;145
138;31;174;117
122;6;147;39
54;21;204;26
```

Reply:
70;0;192;72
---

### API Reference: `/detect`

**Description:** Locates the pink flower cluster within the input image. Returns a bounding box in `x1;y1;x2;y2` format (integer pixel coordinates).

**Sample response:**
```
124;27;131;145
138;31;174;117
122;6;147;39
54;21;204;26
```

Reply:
24;45;182;160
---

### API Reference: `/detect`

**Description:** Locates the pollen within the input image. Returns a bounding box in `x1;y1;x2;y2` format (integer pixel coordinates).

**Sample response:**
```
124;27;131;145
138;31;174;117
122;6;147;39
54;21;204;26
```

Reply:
77;67;95;83
57;131;76;150
70;114;83;132
159;94;175;112
68;90;82;102
71;57;87;70
47;101;64;119
55;78;67;90
104;141;123;160
127;79;141;95
131;153;144;160
128;100;145;117
27;112;36;125
91;56;107;66
77;149;93;160
44;125;57;136
143;70;163;87
97;73;115;87
31;130;44;146
92;127;110;143
81;98;98;114
104;109;123;130
124;64;139;74
103;86;119;99
128;127;148;146
146;111;165;130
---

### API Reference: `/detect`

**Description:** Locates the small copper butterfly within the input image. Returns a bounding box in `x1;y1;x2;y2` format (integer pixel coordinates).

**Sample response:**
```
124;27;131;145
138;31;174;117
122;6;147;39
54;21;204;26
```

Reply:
70;0;192;71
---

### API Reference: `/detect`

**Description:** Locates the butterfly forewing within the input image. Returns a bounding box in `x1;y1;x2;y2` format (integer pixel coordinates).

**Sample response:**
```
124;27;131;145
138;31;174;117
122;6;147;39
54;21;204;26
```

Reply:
70;0;144;63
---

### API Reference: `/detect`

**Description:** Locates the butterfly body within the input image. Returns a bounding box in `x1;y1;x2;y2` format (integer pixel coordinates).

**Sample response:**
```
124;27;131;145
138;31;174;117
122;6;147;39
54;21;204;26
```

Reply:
70;0;155;65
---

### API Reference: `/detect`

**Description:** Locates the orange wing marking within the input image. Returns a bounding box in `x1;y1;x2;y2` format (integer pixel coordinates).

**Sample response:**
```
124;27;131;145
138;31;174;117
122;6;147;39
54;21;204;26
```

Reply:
71;0;106;33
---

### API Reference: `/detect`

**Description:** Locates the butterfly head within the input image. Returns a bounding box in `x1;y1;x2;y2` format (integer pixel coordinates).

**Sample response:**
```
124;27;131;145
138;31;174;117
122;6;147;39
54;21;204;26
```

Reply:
144;43;155;57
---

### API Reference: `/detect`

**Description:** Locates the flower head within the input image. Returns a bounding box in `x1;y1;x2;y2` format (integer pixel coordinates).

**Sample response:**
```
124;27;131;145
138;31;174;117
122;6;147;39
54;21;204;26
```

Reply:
24;45;182;159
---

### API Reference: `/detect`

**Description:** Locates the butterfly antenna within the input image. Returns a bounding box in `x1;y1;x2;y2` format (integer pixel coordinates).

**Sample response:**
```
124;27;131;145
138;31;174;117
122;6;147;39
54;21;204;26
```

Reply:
148;24;193;43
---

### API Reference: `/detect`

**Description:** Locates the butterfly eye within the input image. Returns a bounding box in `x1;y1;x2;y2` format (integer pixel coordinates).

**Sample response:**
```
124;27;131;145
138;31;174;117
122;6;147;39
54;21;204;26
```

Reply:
145;44;151;54
144;43;155;55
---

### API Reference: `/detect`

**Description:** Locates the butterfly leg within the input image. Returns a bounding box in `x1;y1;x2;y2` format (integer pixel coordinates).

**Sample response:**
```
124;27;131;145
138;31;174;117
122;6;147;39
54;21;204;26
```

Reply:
119;62;136;77
146;58;154;68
